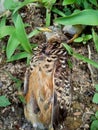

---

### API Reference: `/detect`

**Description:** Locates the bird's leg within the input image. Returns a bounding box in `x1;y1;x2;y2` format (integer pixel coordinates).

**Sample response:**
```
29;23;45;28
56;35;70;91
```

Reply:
67;33;79;43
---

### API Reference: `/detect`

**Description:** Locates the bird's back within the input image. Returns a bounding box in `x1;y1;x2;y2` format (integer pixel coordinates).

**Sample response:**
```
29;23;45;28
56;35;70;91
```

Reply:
24;38;72;130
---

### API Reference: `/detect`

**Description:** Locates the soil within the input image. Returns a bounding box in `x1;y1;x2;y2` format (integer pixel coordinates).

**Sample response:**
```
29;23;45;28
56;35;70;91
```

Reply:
0;4;98;130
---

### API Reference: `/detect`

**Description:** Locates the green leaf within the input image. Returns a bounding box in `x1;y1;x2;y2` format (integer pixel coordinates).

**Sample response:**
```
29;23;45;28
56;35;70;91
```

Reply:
90;120;98;130
0;96;11;107
52;7;66;17
62;43;73;55
92;29;98;52
95;84;98;91
18;95;26;104
42;0;56;9
95;111;98;119
93;93;98;104
74;37;83;42
0;26;15;38
55;9;98;25
7;52;31;62
6;32;20;59
4;0;20;10
89;0;98;6
28;29;40;38
14;14;32;53
0;17;6;27
63;43;98;69
76;34;93;44
62;0;76;5
84;34;92;41
46;9;51;27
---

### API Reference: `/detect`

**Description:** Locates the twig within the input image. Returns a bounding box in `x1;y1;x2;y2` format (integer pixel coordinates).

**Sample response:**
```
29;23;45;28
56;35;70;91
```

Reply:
87;44;95;87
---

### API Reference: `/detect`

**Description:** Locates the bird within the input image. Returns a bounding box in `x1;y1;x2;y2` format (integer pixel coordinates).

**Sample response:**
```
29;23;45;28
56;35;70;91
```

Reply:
23;26;72;130
63;25;85;43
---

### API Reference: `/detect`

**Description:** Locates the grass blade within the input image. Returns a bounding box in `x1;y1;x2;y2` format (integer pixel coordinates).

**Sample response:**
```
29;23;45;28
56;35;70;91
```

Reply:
6;32;20;59
52;7;66;17
28;29;40;38
46;9;51;27
92;28;98;52
14;14;32;53
73;52;98;68
62;0;76;5
7;52;31;62
63;43;98;69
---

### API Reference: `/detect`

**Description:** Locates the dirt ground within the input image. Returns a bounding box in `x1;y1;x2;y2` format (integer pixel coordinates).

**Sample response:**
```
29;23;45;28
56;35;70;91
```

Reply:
0;5;98;130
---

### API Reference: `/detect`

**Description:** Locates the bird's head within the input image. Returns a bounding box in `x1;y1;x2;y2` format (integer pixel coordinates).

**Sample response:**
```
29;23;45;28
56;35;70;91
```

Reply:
36;26;66;43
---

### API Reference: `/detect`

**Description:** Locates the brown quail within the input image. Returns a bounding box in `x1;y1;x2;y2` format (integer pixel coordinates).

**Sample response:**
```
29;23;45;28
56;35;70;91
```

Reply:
23;26;72;130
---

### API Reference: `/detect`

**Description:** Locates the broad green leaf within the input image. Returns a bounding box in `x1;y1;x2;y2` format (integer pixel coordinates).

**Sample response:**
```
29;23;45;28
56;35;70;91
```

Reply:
0;26;15;38
92;29;98;52
90;120;98;130
95;84;98;91
4;0;20;10
14;14;32;53
0;96;11;107
6;32;20;59
93;93;98;104
7;52;31;62
55;9;98;25
62;0;76;5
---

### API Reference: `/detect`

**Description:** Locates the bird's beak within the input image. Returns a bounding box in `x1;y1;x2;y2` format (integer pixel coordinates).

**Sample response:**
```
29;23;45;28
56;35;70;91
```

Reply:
36;27;52;32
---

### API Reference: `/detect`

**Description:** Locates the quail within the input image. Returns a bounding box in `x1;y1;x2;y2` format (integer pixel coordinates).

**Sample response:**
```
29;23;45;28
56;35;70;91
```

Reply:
23;26;72;130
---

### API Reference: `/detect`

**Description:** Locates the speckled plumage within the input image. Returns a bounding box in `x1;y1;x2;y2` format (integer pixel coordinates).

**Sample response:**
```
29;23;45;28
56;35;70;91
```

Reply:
24;28;72;130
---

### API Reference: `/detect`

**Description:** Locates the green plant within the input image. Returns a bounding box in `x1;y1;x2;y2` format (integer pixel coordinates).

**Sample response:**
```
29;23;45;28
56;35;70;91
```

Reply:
90;111;98;130
63;43;98;69
0;95;11;107
0;0;58;62
90;84;98;130
92;84;98;104
74;34;92;44
4;0;56;26
0;13;39;63
62;0;98;9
